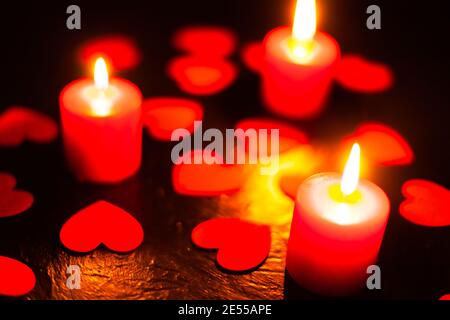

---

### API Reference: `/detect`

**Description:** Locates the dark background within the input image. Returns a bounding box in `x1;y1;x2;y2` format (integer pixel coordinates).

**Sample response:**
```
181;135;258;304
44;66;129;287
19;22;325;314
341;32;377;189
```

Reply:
0;0;449;299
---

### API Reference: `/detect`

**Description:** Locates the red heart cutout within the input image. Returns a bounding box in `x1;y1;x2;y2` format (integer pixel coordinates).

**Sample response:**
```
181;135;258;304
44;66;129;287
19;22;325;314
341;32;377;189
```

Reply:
60;200;144;253
78;35;141;72
400;179;450;227
241;42;264;73
172;150;246;196
0;106;58;147
172;26;237;57
0;256;36;297
440;294;450;300
167;56;237;96
192;218;271;272
235;117;309;155
0;172;34;218
342;122;414;166
142;97;203;141
335;54;394;93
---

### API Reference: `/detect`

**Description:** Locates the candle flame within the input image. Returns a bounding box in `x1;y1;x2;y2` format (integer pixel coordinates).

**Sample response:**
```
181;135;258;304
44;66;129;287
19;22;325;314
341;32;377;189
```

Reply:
94;57;109;91
90;57;112;116
292;0;317;43
341;143;360;196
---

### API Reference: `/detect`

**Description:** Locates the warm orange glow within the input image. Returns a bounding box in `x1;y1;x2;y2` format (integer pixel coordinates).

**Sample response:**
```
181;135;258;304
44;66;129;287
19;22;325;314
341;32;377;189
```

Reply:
292;0;317;43
94;57;109;90
227;145;321;226
341;143;360;196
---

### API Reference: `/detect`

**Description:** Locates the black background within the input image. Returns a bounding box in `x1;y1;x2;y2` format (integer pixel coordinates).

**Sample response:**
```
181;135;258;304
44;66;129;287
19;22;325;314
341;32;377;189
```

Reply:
0;0;449;300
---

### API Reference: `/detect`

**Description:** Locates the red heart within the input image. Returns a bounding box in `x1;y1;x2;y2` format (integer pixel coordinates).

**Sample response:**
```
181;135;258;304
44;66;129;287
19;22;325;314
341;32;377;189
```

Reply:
78;35;141;72
0;256;36;297
335;54;394;93
0;172;34;218
241;42;264;73
172;26;237;57
440;294;450;300
400;179;450;227
167;56;238;96
235;117;309;155
191;218;271;272
0;106;58;147
172;150;246;196
342;122;414;166
60;201;144;253
142;97;203;141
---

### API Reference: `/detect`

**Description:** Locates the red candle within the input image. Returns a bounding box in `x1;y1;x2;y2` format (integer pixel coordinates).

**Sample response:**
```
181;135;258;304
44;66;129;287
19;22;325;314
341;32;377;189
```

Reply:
60;58;142;184
286;144;390;295
262;0;340;119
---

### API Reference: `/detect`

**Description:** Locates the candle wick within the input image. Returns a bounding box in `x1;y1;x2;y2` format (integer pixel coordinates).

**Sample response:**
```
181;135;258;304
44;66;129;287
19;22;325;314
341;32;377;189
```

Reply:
329;184;362;204
287;37;315;64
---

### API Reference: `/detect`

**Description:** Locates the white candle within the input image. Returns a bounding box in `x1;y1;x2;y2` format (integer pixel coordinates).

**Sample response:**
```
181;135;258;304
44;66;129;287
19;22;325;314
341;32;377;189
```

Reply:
287;143;390;295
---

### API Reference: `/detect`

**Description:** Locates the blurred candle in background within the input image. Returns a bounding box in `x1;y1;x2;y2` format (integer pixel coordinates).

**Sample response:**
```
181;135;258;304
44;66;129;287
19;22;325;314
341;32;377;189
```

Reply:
60;58;142;184
286;144;390;295
262;0;340;119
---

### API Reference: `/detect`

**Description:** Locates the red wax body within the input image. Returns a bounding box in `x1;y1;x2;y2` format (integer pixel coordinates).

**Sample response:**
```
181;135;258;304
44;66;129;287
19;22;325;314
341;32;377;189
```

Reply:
286;173;390;296
60;78;142;184
262;27;340;119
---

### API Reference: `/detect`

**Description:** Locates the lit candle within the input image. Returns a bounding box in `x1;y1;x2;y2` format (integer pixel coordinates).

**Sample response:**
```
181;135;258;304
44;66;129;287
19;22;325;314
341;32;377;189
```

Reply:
286;143;390;295
60;58;143;183
262;0;340;119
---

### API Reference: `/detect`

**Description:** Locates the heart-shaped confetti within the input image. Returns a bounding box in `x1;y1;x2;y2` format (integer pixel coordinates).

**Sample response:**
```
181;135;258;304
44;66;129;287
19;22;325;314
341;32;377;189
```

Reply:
0;106;58;147
60;200;144;253
191;218;271;272
241;42;263;73
142;97;203;141
78;34;141;72
335;54;394;93
168;56;238;96
172;150;246;196
235;118;309;155
342;122;414;166
172;26;237;57
399;179;450;227
0;256;36;297
0;172;34;218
